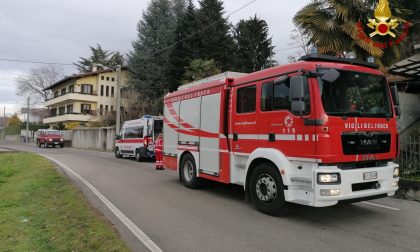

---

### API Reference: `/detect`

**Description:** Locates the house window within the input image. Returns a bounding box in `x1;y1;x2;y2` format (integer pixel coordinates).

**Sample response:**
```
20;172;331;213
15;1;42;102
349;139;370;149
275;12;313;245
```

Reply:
68;85;74;93
101;76;104;80
105;105;108;113
81;104;91;114
111;87;114;97
111;106;113;111
112;77;115;82
51;108;57;116
81;84;93;94
106;86;109;97
61;88;66;95
54;91;58;97
101;85;104;96
99;105;103;116
67;104;73;113
236;85;256;114
106;77;110;81
59;106;65;115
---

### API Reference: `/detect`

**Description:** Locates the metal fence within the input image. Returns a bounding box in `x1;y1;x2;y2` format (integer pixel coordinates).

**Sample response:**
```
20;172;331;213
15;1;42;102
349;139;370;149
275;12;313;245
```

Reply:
397;135;420;177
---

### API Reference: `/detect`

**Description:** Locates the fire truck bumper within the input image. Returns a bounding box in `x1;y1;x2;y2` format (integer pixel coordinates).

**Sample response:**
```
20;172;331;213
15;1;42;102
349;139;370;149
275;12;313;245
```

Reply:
284;162;399;207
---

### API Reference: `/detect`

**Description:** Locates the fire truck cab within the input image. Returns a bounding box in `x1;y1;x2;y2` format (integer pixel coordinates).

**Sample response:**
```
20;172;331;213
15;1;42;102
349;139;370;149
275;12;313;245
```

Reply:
115;115;163;161
163;55;400;215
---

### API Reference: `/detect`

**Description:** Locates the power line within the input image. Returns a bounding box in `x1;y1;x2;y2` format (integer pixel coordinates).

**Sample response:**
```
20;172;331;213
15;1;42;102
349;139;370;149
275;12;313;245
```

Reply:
0;58;74;66
1;0;260;67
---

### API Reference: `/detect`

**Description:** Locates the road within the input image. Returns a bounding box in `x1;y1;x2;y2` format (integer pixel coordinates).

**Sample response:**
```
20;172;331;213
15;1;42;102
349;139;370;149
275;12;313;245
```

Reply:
1;141;419;252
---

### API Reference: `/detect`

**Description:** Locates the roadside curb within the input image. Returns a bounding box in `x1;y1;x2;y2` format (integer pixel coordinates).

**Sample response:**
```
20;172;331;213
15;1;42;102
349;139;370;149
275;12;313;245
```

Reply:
395;179;420;202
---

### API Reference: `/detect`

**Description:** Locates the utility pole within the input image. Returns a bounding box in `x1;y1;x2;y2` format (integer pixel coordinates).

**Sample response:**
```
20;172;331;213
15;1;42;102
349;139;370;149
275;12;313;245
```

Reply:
26;97;29;143
2;106;5;139
116;65;122;134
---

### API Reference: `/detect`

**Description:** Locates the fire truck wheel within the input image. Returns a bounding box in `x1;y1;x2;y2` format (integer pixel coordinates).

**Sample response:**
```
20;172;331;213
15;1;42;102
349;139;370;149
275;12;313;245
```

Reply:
180;153;201;189
115;147;122;158
250;163;289;216
135;149;143;162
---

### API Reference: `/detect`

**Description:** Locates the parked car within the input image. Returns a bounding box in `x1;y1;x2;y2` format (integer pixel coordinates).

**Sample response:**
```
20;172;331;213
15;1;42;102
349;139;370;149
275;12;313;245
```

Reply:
36;129;64;148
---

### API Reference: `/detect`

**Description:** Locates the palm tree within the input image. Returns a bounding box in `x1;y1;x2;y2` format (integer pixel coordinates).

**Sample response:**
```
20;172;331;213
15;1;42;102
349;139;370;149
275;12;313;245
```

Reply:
293;0;410;70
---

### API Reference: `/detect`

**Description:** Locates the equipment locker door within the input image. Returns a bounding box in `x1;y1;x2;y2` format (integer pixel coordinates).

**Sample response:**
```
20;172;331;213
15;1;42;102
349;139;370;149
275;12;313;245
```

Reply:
199;93;221;175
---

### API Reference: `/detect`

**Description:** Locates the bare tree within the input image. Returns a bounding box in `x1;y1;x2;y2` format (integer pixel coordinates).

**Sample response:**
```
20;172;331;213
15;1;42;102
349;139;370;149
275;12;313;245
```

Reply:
287;28;311;63
15;65;64;105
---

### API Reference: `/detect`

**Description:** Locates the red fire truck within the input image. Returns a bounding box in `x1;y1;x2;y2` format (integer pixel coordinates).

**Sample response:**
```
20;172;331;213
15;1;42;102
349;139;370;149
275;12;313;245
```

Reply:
115;115;163;161
163;55;400;215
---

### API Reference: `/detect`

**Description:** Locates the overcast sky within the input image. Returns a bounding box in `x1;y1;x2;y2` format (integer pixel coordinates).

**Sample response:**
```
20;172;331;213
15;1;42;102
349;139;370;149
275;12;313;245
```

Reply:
0;0;310;115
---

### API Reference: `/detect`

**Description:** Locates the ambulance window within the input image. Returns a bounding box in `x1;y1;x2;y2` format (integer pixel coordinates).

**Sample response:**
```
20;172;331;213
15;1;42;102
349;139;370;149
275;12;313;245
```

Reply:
124;127;144;139
237;85;256;113
261;80;291;111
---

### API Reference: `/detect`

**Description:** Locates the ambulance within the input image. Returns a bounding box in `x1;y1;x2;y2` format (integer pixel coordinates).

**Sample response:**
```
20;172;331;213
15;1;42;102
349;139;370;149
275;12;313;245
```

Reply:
163;55;400;215
115;115;163;161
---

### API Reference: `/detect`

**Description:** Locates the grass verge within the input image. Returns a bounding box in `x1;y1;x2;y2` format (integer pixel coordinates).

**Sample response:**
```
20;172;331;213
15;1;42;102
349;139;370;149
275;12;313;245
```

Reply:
0;152;130;252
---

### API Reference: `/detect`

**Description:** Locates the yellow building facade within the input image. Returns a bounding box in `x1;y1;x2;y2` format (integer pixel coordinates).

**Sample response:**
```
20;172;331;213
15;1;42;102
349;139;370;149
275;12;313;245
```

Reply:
43;68;129;128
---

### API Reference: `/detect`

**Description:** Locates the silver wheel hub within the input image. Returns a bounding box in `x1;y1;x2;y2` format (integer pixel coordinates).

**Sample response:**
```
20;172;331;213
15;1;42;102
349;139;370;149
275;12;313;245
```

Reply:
256;174;277;203
183;160;194;182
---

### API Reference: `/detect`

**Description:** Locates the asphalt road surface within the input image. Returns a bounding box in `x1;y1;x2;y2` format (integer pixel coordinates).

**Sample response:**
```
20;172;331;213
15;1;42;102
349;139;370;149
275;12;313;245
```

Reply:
2;141;419;252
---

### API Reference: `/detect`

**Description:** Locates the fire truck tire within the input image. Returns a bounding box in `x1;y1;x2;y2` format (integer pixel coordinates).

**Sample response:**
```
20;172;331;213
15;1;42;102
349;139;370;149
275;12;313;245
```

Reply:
115;147;122;158
135;149;144;162
60;144;64;148
180;153;202;189
249;163;289;216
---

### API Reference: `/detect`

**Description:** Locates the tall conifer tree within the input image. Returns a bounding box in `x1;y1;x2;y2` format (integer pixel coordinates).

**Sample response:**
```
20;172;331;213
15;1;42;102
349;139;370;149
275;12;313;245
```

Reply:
233;16;275;73
196;0;234;71
128;0;177;101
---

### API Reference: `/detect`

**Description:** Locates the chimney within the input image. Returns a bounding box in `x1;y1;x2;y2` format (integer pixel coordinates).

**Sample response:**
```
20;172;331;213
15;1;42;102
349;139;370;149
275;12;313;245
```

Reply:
92;64;97;72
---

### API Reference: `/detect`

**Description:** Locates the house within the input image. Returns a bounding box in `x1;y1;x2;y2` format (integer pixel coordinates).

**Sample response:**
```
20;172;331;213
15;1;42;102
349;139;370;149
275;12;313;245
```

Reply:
43;67;128;128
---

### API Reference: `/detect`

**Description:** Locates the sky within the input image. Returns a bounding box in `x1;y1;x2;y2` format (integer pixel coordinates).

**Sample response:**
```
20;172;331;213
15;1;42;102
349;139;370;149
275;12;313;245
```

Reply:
0;0;310;116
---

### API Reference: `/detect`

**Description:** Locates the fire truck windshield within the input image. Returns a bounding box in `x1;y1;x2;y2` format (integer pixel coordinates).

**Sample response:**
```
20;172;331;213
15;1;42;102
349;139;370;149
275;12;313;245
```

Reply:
319;69;392;118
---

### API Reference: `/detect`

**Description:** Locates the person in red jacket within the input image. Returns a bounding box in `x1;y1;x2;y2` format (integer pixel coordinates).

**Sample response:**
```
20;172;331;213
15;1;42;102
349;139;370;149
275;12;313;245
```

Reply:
154;133;164;170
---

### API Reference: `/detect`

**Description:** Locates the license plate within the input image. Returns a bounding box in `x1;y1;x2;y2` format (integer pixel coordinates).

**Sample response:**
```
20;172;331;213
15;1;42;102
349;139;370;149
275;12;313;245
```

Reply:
54;142;58;145
363;171;377;180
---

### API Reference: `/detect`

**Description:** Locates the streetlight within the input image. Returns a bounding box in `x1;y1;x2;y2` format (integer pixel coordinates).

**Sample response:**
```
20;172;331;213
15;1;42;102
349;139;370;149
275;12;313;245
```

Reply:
93;63;122;134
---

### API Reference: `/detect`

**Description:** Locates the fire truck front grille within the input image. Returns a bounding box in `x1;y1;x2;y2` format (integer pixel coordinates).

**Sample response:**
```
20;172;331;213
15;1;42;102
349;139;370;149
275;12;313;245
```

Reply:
352;181;380;192
341;132;391;155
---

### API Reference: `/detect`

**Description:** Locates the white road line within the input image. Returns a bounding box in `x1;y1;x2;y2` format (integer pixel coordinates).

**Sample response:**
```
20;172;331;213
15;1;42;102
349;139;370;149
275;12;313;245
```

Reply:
360;201;401;211
40;154;162;252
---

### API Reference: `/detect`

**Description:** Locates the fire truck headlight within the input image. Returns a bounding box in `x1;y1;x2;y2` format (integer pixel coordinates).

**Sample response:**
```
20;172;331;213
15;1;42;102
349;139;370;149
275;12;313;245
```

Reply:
49;138;53;142
393;167;399;178
60;139;64;142
317;173;340;184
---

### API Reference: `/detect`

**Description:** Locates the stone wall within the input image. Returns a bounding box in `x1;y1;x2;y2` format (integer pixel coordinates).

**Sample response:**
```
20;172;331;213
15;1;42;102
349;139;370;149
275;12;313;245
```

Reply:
395;179;420;202
71;127;116;151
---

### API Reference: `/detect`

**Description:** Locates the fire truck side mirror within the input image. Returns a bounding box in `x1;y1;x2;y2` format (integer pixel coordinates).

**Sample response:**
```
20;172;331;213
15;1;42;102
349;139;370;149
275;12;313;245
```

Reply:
290;76;307;114
390;85;399;106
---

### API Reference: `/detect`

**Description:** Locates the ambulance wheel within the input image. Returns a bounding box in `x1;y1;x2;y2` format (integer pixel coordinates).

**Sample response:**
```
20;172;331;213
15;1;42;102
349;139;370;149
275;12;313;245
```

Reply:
249;163;289;216
135;149;143;162
115;147;122;158
180;153;201;189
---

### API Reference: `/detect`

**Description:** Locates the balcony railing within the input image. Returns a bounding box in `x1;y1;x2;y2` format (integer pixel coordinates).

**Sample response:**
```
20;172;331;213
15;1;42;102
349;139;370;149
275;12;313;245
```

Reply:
45;110;97;118
46;91;98;101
